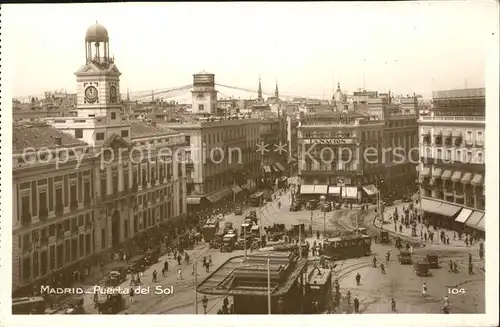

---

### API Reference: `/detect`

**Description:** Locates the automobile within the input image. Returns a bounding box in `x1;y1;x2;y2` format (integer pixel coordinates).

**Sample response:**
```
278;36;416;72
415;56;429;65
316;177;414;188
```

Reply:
401;194;413;202
96;294;125;314
379;231;390;244
425;253;439;268
398;250;412;265
355;228;367;235
306;200;319;210
105;270;127;286
235;206;243;215
290;202;301;211
414;261;430;276
129;259;146;273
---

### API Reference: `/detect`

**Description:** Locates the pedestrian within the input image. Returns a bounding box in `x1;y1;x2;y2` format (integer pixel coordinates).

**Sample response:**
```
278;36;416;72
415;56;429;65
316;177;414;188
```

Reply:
372;256;377;267
208;255;212;266
399;224;403;233
446;235;450;245
468;262;473;275
468;253;472;265
205;261;210;272
353;295;360;313
380;263;386;274
465;238;469;247
448;260;453;273
424;232;428;241
390;298;396;313
453;261;458;273
161;267;166;277
409;245;414;255
177;254;182;265
316;230;320;240
421;283;427;296
453;233;456;241
164;260;169;272
177;268;183;280
355;272;361;286
386;250;391;263
346;289;351;305
129;287;135;303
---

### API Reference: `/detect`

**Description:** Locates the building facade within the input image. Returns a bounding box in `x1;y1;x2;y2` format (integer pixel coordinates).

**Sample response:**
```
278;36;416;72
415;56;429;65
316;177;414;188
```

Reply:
12;22;188;295
418;88;485;236
162;116;261;212
297;105;418;201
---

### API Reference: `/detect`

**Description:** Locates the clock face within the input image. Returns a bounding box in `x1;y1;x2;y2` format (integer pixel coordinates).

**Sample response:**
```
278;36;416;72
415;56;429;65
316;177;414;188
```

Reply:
85;86;98;103
110;85;117;102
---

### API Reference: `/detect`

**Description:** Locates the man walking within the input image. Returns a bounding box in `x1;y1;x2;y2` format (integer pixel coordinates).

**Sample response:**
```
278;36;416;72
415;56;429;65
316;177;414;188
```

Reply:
353;295;360;313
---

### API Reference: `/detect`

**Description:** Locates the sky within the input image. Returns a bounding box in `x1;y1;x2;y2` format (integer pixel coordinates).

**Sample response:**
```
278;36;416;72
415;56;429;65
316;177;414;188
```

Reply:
3;2;498;100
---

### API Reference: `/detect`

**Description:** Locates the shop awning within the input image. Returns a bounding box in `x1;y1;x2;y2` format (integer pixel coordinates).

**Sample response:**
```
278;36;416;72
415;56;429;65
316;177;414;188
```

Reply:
421;199;461;217
465;211;484;229
263;165;272;173
471;174;483;186
275;162;285;171
454;208;473;223
441;170;452;180
186;197;202;205
420;167;430;178
206;188;233;203
362;184;379;196
313;185;328;194
476;217;485;231
451;171;462;182
432;168;443;178
342;186;358;199
328;186;341;195
300;185;315;194
461;172;472;184
231;185;243;194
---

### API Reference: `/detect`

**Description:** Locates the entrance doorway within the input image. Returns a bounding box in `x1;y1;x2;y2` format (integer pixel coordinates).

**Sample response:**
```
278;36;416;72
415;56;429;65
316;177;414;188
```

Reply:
111;210;121;247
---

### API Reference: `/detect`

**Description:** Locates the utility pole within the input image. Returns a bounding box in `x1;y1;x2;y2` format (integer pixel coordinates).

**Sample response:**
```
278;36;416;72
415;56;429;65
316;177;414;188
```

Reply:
233;177;236;212
244;222;247;259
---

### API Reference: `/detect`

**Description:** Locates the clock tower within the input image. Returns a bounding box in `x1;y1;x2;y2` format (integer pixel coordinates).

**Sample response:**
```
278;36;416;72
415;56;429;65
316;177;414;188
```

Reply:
73;22;131;146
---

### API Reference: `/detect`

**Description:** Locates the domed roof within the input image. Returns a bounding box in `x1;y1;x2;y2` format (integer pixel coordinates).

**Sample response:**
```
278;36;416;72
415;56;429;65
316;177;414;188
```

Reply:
85;22;109;42
333;83;345;102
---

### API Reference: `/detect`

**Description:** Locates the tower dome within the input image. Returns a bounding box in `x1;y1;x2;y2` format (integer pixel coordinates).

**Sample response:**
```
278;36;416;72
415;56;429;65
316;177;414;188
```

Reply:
85;22;109;42
333;82;345;102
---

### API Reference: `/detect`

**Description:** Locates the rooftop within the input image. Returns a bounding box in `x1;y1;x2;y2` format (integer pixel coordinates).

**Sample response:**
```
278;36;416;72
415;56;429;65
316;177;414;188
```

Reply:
432;88;485;100
130;122;179;138
197;252;307;297
13;122;87;152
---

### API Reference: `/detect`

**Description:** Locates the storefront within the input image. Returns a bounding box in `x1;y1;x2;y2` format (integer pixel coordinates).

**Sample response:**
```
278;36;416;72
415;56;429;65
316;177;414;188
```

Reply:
421;198;461;229
299;184;328;199
464;211;485;239
206;188;233;211
454;208;473;231
327;186;341;202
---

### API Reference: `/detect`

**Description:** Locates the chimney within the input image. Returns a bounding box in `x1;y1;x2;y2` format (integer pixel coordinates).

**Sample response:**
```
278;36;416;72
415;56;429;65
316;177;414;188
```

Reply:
55;136;62;146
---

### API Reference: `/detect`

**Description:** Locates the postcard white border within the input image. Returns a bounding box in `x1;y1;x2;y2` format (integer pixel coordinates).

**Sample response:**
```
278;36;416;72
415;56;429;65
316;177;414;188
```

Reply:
1;3;498;327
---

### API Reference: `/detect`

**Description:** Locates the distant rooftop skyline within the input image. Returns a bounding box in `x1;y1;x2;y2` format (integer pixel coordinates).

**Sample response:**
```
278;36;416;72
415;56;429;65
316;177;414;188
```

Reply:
3;2;496;99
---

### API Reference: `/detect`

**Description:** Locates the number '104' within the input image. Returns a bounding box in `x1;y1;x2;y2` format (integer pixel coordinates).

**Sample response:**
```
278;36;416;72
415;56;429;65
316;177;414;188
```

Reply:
448;288;466;294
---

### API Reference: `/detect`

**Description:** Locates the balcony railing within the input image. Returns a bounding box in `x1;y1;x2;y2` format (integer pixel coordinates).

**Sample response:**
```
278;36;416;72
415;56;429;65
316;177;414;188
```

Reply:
56;231;64;240
21;212;32;226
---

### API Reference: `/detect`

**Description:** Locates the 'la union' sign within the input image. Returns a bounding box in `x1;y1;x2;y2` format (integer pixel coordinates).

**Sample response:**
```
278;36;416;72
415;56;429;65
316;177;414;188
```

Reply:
304;139;355;145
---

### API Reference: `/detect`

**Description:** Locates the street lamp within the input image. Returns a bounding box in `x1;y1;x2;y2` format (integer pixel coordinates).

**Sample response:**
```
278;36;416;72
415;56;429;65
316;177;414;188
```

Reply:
202;295;208;314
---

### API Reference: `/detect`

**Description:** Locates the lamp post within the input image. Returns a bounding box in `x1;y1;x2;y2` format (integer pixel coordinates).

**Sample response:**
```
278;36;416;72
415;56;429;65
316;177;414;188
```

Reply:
194;259;198;314
202;295;208;314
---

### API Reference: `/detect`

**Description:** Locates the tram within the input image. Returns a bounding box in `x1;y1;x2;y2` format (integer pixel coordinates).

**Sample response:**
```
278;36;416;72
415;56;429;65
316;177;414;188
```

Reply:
322;234;372;259
305;267;333;313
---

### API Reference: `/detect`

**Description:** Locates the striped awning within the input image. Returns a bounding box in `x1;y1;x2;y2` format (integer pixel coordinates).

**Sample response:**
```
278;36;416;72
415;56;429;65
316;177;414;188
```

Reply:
441;170;452;180
461;172;472;184
476;217;485;231
471;174;483;186
432;168;443;178
263;165;272;173
451;171;462;182
454;208;473;223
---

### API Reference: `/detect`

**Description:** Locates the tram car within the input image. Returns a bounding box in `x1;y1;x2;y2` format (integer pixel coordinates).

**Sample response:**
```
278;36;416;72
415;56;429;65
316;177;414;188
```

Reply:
305;267;333;313
322;235;372;259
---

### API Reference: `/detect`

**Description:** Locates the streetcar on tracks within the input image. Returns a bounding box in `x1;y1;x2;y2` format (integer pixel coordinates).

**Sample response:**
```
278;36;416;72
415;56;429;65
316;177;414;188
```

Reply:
322;235;372;259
